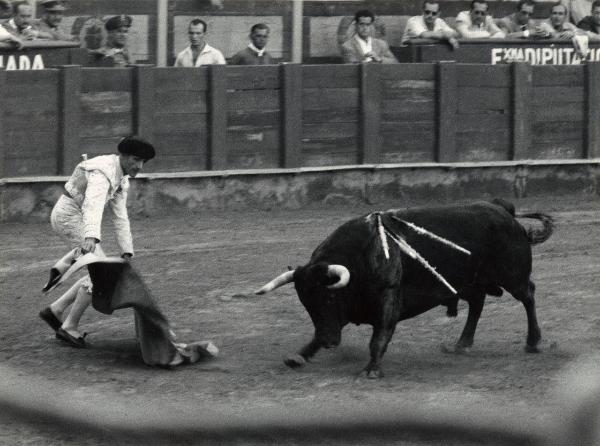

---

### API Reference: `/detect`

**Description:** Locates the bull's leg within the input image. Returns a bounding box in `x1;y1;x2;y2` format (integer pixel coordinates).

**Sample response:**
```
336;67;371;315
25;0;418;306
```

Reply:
511;280;541;353
445;291;485;353
362;289;399;379
284;337;321;368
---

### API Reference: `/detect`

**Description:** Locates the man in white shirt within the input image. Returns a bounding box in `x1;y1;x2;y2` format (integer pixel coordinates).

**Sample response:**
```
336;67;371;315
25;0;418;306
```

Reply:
455;0;506;39
174;18;226;67
0;22;23;47
538;3;582;39
401;0;459;48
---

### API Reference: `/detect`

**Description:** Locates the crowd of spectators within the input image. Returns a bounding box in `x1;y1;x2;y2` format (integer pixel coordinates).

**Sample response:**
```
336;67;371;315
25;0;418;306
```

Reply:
1;0;599;66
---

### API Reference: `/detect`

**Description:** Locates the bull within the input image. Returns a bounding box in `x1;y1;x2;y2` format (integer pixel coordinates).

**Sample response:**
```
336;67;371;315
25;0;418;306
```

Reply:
256;199;553;378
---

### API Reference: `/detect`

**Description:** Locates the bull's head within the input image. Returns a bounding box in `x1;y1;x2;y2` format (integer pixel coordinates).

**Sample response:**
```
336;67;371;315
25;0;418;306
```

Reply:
256;262;350;348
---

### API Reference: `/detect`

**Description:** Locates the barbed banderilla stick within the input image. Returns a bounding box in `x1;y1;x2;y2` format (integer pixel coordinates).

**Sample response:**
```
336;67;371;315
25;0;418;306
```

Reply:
390;216;471;256
384;228;458;295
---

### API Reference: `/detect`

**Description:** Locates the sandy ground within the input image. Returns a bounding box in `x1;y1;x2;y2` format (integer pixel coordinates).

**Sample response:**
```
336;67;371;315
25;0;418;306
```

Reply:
0;195;599;445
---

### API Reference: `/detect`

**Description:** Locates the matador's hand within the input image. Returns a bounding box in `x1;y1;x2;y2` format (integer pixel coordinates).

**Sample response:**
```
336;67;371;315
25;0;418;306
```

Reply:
81;237;97;254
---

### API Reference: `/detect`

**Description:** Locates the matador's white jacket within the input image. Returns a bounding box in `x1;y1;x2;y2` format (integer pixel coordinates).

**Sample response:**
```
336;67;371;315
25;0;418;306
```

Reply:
64;154;133;255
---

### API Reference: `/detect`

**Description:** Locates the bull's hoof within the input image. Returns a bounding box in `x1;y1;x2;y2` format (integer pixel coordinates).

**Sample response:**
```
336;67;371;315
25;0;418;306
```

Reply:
359;368;384;379
524;344;540;353
284;354;306;368
440;344;471;355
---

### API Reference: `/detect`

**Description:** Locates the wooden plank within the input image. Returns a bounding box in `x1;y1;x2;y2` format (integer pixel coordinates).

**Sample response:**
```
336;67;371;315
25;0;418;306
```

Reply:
81;68;133;92
302;122;358;139
59;65;81;175
226;151;280;169
80;92;132;113
281;63;302;168
384;79;435;90
155;91;207;114
3;156;54;177
152;132;207;157
457;87;510;113
79;136;124;155
454;114;510;132
229;110;280;127
5;69;58;85
227;129;280;154
132;65;155;141
437;61;457;162
4;131;57;157
512;62;532;161
226;65;280;90
0;70;5;178
532;86;585;105
380;121;436;134
80;112;133;137
302;109;358;124
153;114;207;133
456;130;511;162
360;63;382;164
532;105;584;122
382;101;436;122
226;90;280;111
302;64;359;88
5;111;58;132
456;64;511;87
381;131;436;153
302;88;359;110
380;63;436;81
585;62;600;159
532;121;583;143
153;67;208;92
530;141;583;159
208;64;228;170
145;153;207;173
381;87;435;102
532;65;584;86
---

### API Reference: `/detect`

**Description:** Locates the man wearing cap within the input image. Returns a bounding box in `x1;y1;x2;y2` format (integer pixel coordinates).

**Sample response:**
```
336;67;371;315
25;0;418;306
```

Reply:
39;136;155;348
89;15;132;67
36;0;77;41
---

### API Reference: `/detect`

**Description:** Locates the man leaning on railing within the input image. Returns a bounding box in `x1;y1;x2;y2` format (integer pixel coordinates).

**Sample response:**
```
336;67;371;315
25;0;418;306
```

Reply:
455;0;506;39
401;0;459;49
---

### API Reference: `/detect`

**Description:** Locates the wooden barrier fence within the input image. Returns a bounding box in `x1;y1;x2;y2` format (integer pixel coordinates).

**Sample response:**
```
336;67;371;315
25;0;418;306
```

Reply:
0;62;598;177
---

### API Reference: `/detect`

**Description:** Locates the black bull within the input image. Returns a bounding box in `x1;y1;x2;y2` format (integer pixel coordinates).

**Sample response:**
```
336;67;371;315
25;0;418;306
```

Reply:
256;200;553;378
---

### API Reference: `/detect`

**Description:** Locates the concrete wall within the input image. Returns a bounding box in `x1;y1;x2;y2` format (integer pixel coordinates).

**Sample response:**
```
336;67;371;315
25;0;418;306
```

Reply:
1;160;598;222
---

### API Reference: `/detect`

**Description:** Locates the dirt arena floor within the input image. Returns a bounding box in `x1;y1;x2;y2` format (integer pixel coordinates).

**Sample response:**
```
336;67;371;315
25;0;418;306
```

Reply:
1;194;599;445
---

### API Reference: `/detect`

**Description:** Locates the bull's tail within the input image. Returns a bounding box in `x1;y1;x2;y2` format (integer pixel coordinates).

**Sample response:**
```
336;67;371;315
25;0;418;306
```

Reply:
517;212;554;245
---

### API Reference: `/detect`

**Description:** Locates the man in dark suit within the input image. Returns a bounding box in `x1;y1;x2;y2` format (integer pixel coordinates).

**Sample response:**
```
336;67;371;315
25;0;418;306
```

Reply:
340;9;397;64
229;23;275;65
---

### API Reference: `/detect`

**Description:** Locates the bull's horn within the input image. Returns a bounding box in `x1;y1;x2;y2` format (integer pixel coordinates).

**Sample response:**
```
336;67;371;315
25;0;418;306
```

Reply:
255;270;295;295
327;264;350;289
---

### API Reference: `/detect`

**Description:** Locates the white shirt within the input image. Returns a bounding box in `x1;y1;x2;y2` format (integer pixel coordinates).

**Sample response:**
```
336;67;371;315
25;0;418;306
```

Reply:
64;154;133;254
401;15;456;45
0;24;13;41
455;10;506;39
174;43;226;67
354;35;373;61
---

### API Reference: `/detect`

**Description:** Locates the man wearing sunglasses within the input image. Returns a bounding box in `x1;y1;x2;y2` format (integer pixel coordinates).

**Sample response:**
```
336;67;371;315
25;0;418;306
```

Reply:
401;0;459;49
455;0;506;39
497;0;545;38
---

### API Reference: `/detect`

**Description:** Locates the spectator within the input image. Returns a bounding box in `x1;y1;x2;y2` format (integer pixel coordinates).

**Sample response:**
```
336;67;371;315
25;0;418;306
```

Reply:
455;0;506;39
340;9;397;64
3;1;41;40
496;0;546;38
89;15;132;67
401;0;459;49
0;22;23;47
36;0;77;41
39;136;155;349
174;18;225;67
561;0;594;25
538;3;581;39
0;0;10;19
577;0;600;39
229;23;274;65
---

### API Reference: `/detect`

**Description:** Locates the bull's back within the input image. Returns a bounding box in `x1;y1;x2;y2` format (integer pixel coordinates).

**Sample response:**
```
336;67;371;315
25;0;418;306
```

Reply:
391;202;532;291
